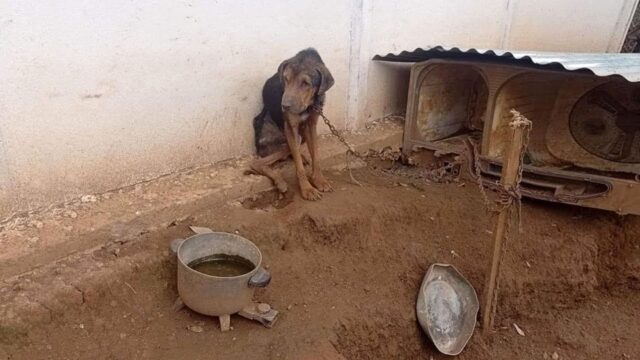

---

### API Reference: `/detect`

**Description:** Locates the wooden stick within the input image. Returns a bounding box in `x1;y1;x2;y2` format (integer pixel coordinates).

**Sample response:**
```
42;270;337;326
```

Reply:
482;110;531;334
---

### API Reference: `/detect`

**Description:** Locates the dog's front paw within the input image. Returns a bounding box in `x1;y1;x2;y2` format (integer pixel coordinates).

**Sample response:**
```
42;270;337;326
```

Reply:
300;184;322;201
311;174;333;193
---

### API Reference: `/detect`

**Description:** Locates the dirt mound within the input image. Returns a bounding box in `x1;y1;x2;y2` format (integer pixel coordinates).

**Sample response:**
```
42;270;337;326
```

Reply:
1;165;638;359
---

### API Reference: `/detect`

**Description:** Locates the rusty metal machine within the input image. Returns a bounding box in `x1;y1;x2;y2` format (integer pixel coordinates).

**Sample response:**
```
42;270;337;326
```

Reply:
374;47;640;215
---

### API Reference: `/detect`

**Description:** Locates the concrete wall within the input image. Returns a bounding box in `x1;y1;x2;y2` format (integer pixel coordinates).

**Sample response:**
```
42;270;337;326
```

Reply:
0;0;636;216
0;0;352;214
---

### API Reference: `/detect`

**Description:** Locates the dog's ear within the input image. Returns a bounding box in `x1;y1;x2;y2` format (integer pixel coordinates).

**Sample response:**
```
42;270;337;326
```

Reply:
316;64;334;96
277;59;292;87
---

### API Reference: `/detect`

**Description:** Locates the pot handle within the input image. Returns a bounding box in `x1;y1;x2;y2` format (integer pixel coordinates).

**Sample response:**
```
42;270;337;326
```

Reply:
169;238;185;256
248;267;271;288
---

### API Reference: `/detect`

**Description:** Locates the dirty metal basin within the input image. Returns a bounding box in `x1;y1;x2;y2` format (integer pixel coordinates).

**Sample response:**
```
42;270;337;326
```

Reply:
416;263;479;356
174;232;271;317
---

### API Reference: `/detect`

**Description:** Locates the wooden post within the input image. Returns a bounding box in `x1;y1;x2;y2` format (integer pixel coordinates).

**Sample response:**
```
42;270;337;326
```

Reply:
482;110;532;334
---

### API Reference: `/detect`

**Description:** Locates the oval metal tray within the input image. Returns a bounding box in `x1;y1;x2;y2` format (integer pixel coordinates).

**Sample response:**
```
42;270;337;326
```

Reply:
416;263;479;355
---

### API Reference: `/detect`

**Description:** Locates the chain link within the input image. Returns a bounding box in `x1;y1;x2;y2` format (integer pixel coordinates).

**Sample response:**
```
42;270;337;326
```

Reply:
315;108;364;186
315;107;465;186
314;107;399;186
315;107;373;160
468;110;531;229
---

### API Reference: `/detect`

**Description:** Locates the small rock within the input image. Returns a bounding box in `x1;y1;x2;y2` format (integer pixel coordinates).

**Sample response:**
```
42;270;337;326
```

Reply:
119;333;126;339
552;352;559;360
29;220;44;229
64;210;78;219
79;324;84;329
28;237;40;244
513;323;525;336
135;211;141;216
187;325;203;333
81;195;97;203
113;248;121;257
543;352;549;359
287;304;293;310
232;337;237;341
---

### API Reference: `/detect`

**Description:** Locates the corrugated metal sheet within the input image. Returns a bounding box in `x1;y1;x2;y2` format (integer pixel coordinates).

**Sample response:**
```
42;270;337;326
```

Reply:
373;46;640;82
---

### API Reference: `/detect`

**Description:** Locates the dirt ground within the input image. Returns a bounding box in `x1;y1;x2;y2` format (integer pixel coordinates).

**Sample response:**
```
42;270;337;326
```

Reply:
1;159;639;360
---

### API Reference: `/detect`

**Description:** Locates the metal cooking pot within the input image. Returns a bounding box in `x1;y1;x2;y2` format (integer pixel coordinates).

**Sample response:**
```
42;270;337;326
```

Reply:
171;232;271;316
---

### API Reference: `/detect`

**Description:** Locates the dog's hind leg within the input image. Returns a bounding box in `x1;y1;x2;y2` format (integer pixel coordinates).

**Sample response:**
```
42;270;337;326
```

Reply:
250;146;291;193
252;107;268;153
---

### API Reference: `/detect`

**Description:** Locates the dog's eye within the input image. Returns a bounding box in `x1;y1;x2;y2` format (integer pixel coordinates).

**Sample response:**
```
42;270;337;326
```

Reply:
302;80;311;87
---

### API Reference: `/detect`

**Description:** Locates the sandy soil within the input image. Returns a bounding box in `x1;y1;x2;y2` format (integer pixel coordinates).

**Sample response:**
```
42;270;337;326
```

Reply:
1;159;639;360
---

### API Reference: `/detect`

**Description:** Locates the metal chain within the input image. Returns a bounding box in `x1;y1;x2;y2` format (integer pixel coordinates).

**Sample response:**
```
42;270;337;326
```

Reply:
468;138;500;212
314;108;365;186
314;107;485;187
315;107;405;186
468;110;531;229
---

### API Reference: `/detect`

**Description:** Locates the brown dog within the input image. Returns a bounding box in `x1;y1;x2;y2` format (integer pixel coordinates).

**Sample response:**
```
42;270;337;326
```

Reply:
250;49;335;200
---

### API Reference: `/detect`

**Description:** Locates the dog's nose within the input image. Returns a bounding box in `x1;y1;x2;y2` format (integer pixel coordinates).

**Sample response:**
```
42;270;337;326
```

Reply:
282;104;291;111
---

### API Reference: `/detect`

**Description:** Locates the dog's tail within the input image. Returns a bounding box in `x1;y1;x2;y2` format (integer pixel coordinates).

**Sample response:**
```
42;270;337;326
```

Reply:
252;107;268;154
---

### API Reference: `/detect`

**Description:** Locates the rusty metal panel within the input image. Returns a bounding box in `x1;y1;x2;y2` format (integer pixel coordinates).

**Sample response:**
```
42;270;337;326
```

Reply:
374;46;640;83
401;55;640;215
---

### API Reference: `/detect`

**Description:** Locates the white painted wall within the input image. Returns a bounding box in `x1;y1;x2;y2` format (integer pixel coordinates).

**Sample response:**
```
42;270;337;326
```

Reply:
0;0;636;215
0;0;351;214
